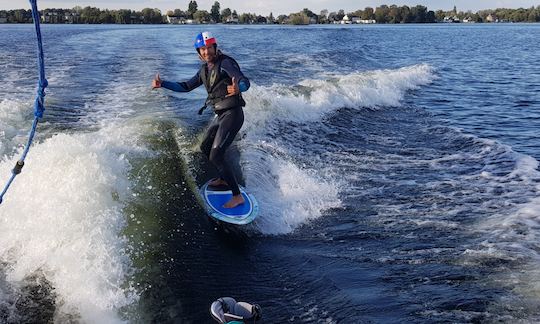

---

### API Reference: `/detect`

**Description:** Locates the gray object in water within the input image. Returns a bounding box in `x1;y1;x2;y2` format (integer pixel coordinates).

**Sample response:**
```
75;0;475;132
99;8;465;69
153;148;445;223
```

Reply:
210;297;262;323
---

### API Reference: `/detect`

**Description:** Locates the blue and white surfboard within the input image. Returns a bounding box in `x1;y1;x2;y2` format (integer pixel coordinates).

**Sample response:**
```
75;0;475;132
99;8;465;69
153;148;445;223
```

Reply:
200;180;259;225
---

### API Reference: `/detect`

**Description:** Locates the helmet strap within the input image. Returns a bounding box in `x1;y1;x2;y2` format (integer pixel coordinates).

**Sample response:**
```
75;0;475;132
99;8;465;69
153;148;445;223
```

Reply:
197;49;204;61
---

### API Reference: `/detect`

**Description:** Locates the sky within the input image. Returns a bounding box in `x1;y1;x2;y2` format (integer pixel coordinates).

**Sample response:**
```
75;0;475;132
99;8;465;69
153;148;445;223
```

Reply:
1;0;539;16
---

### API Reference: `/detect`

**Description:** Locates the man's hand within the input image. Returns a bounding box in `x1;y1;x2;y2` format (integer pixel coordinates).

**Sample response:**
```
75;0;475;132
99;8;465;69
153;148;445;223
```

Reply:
226;77;239;97
152;73;162;89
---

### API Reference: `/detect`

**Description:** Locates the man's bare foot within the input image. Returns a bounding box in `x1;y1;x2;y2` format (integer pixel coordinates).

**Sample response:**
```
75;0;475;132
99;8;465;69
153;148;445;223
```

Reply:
209;178;228;187
223;194;245;208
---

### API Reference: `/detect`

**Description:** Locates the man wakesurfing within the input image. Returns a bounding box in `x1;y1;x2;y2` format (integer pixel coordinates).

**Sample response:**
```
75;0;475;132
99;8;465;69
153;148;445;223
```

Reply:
152;31;250;208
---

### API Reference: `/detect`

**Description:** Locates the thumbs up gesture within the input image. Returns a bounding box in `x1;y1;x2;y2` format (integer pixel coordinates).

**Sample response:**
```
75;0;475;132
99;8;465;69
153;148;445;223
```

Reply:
226;77;239;97
152;73;162;89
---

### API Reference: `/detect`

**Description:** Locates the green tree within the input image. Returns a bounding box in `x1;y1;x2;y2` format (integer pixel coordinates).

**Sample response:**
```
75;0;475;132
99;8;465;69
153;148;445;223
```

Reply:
515;8;529;21
411;5;427;23
374;5;389;23
239;13;256;24
302;8;315;18
221;8;231;22
115;9;131;24
131;11;142;24
328;11;337;22
362;7;374;20
173;9;186;18
80;6;101;23
268;12;274;24
289;13;309;25
302;8;317;22
153;8;163;23
211;1;220;23
529;8;540;22
387;5;400;23
336;9;345;21
472;13;483;23
239;13;249;23
319;9;328;23
141;8;153;23
193;9;209;23
140;8;162;24
400;6;413;23
99;10;114;23
188;1;198;19
426;10;436;23
435;9;445;21
14;9;25;23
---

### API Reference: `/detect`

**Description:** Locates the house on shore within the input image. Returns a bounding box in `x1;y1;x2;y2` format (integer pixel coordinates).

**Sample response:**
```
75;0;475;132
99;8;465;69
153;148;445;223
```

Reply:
224;15;239;24
443;16;461;23
357;18;376;24
129;14;141;24
166;15;186;24
486;14;498;23
42;12;62;23
64;12;80;24
339;15;376;24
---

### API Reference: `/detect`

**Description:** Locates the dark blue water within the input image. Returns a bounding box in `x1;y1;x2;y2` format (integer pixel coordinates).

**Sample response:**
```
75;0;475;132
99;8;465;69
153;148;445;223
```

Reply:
1;24;539;323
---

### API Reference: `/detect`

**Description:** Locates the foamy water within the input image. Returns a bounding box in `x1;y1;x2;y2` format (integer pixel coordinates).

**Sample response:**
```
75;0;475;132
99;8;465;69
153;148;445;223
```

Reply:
0;99;33;157
241;64;436;234
0;121;150;322
1;24;539;322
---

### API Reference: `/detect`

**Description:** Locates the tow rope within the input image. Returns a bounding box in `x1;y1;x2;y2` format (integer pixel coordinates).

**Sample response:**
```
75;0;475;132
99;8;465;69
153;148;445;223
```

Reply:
0;0;48;205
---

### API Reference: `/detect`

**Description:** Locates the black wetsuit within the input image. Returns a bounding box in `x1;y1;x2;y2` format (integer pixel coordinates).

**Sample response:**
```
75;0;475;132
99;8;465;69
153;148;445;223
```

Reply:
161;52;250;196
199;107;244;195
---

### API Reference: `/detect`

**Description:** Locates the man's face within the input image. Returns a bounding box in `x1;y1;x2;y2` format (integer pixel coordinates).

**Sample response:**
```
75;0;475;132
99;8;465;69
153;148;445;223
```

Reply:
199;45;217;63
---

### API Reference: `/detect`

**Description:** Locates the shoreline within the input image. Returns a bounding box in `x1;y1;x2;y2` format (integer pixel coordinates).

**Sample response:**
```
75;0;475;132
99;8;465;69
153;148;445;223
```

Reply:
1;22;539;25
1;5;539;25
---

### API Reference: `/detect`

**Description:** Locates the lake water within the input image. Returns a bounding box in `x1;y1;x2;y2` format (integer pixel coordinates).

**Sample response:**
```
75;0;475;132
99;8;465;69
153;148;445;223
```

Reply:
0;23;539;323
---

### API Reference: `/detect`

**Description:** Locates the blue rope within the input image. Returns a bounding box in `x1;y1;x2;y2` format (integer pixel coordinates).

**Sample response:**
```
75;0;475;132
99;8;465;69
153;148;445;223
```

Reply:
0;0;47;205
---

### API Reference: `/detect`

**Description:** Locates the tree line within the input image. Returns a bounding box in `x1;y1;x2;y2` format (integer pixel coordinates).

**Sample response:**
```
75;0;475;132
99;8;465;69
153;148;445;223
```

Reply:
1;2;539;24
0;6;163;24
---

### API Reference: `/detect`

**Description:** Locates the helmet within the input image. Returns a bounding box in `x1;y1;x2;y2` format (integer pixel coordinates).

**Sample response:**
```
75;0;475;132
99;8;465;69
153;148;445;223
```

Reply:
194;31;217;49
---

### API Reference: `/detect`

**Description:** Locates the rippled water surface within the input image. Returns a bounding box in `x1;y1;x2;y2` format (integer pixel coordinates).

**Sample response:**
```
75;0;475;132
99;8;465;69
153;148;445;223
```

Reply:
1;23;539;323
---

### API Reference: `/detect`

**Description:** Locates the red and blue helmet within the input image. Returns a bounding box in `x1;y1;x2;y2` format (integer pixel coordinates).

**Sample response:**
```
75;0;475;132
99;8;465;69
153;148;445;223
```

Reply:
194;31;217;49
